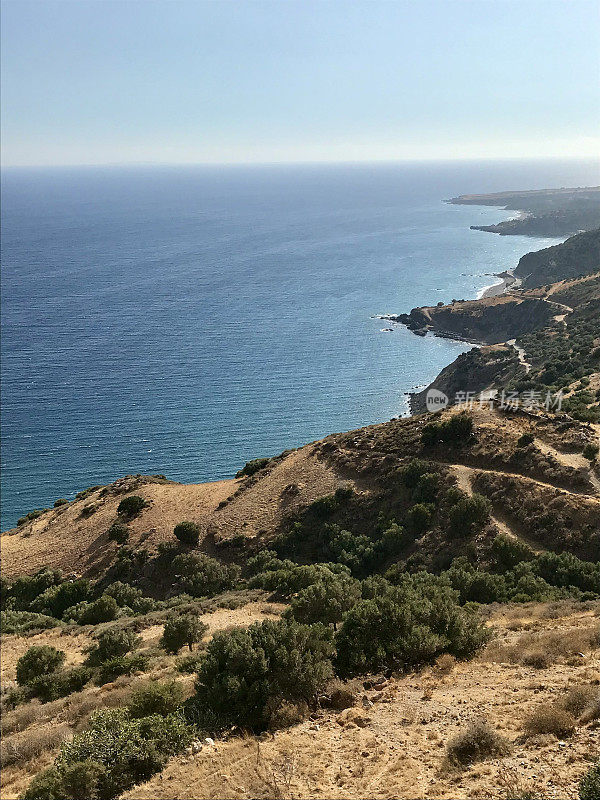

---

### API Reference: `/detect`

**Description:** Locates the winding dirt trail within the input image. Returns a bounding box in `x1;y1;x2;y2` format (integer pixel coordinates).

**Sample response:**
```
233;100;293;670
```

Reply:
450;463;546;553
533;437;600;495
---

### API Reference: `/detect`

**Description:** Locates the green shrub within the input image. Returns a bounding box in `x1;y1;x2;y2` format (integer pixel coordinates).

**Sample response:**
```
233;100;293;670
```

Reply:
236;457;271;478
175;652;205;674
286;576;361;629
30;579;90;618
422;413;474;447
1;610;63;635
107;523;129;544
22;761;107;800
173;521;200;546
407;503;434;534
172;553;240;596
117;495;147;517
579;760;600;800
16;645;66;686
193;618;335;730
448;494;491;536
335;574;490;677
102;581;155;613
491;534;534;569
5;567;63;611
160;614;207;654
94;653;149;685
76;595;119;625
582;443;599;461
85;627;140;666
28;667;91;702
24;708;193;800
127;680;185;718
53;499;69;508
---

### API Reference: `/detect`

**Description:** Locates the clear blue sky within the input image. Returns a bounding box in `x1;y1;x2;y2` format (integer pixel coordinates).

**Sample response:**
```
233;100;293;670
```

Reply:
2;0;599;166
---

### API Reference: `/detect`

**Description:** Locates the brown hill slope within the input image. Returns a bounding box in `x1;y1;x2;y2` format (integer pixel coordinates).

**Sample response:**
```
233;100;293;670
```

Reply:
3;405;599;582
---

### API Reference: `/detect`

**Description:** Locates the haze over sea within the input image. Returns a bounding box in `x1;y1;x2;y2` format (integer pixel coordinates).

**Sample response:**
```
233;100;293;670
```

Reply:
1;159;596;529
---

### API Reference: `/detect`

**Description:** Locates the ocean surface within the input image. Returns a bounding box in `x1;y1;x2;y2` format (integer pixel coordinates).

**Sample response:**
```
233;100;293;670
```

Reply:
1;159;597;530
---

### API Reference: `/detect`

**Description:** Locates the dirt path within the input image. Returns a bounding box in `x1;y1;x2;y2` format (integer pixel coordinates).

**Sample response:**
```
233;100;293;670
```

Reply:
450;464;546;553
506;338;531;373
534;437;600;495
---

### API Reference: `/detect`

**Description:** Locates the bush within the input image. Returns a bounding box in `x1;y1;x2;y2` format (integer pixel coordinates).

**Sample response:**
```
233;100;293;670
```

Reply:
22;761;107;800
160;614;207;654
107;523;129;544
1;610;63;635
236;457;271;478
422;413;474;447
446;719;511;766
173;521;200;546
517;432;535;447
53;498;69;508
4;567;63;611
175;652;205;674
448;494;491;536
524;705;576;738
16;646;66;686
491;534;533;569
102;581;153;612
30;579;90;619
94;653;149;685
117;495;147;518
24;708;193;800
286;576;361;629
407;503;433;534
28;667;91;702
582;443;599;461
172;553;240;596
335;574;490;677
85;627;140;666
127;680;185;718
76;595;119;625
193;618;335;730
579;760;600;800
560;685;600;718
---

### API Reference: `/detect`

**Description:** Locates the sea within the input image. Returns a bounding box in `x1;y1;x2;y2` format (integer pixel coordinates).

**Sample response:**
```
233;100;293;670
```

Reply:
1;159;597;530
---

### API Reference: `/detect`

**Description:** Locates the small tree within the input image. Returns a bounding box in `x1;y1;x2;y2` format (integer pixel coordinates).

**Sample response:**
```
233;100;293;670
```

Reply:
85;627;140;666
172;553;240;596
160;614;207;654
583;442;599;461
117;495;147;518
286;576;361;630
78;595;119;625
173;521;200;547
193;618;334;730
16;645;66;686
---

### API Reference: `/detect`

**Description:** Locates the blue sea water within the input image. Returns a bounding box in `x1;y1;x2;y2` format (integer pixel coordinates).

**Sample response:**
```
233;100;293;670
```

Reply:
1;159;597;530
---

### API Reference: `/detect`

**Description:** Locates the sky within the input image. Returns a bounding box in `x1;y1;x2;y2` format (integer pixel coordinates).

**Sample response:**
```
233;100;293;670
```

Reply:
1;0;599;167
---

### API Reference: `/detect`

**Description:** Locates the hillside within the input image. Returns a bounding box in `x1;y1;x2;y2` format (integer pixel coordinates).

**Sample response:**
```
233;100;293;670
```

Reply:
2;207;600;800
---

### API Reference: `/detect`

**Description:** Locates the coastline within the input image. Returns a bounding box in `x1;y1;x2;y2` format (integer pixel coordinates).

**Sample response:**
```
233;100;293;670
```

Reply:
478;269;520;298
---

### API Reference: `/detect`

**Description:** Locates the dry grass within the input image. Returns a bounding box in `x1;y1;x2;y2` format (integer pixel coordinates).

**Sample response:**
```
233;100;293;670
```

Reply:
523;705;576;739
559;685;600;718
445;719;512;767
0;723;72;769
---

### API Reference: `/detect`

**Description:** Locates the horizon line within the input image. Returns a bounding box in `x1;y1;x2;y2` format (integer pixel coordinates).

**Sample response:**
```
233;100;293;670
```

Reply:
2;154;600;170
